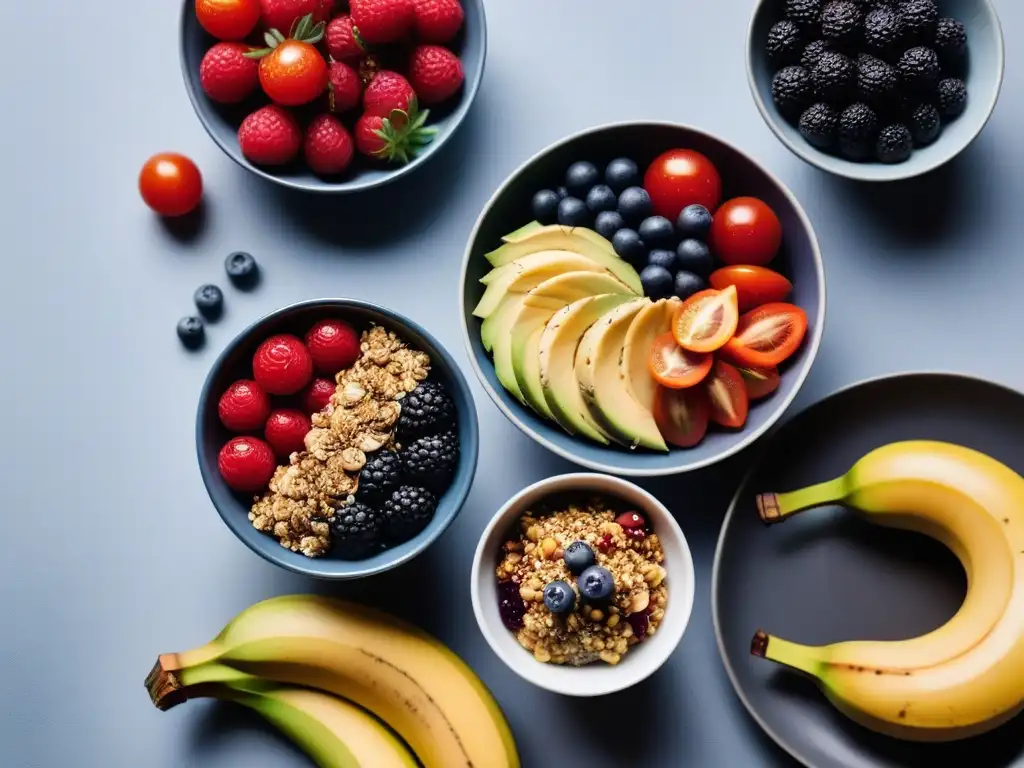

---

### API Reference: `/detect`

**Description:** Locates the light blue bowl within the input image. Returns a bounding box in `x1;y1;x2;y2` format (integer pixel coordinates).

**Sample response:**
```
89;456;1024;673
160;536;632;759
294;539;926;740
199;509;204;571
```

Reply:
196;299;480;579
747;0;1004;182
459;121;826;477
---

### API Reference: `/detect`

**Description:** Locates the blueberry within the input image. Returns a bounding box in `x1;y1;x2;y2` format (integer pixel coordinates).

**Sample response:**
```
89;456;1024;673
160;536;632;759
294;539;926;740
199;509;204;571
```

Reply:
565;161;600;198
617;186;653;225
674;270;707;300
225;251;259;290
605;157;639;193
676;205;714;240
177;316;205;349
640;265;674;299
557;197;590;228
531;189;560;225
555;186;569;200
594;210;626;240
676;239;713;277
585;184;617;215
612;228;646;266
647;249;677;271
578;565;615;603
563;540;596;575
543;580;576;615
638;216;676;249
193;284;224;321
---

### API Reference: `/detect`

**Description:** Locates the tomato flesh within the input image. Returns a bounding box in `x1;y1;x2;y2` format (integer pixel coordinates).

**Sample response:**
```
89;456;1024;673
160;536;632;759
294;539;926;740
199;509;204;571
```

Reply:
643;149;722;221
705;360;749;429
654;385;710;448
737;365;781;400
196;0;261;40
709;266;792;312
710;197;783;267
139;153;204;217
722;303;808;368
672;285;739;353
647;333;713;389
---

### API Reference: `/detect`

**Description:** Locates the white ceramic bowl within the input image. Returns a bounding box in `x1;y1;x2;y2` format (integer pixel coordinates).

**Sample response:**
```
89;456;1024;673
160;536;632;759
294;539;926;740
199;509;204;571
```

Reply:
470;473;695;697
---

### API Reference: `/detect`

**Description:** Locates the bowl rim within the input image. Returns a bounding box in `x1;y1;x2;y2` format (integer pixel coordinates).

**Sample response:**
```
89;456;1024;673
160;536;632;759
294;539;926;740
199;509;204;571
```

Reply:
457;119;827;477
745;0;1006;183
470;472;696;697
178;0;488;195
195;297;480;579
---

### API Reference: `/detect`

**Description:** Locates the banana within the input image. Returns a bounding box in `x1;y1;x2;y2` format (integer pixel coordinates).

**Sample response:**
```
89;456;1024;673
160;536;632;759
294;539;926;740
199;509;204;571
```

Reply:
750;440;1024;741
146;594;519;768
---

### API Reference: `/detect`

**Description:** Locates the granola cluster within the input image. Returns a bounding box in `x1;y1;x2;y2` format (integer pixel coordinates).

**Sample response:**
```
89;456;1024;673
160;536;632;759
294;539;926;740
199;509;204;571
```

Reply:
248;326;430;557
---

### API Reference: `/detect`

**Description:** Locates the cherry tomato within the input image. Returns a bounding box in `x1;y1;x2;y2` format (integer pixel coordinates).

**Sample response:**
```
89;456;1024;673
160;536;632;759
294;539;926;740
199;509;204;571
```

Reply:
139;153;204;217
737;365;781;400
654;385;710;448
672;285;739;354
195;0;261;41
709;266;793;312
643;149;722;221
647;333;713;389
705;360;749;429
722;303;808;368
259;41;328;106
710;197;783;267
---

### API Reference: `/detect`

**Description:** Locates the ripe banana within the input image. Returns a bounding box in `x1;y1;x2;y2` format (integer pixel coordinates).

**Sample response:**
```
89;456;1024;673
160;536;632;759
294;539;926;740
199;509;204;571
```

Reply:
751;440;1024;741
146;594;519;768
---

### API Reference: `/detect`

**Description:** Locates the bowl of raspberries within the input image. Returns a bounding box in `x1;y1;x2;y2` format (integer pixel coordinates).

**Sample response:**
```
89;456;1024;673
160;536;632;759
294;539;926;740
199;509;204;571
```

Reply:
747;0;1004;181
196;298;480;579
181;0;486;192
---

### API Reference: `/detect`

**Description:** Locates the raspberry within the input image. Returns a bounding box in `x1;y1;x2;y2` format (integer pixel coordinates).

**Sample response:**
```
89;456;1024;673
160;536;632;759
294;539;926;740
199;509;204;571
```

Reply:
304;115;355;176
253;334;314;395
264;408;312;457
350;0;414;44
411;0;464;43
325;14;364;60
305;320;360;374
218;379;271;432
238;105;302;166
327;61;363;114
303;377;336;414
407;44;464;105
218;436;277;493
363;71;416;117
199;43;259;104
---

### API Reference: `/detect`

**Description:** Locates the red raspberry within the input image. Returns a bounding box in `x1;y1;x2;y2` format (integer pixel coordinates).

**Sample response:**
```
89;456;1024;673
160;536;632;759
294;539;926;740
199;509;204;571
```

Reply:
363;70;416;117
411;0;464;43
218;436;277;493
218;379;272;432
325;14;365;61
305;319;360;374
253;334;314;395
407;44;463;105
260;0;332;33
614;511;647;530
354;113;388;157
304;115;355;176
327;61;363;114
200;42;260;104
238;105;302;166
350;0;413;44
597;534;616;553
303;377;336;413
265;408;312;457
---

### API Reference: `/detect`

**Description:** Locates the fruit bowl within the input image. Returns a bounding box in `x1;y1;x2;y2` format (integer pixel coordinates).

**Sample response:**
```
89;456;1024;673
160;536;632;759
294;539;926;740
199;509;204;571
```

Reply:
459;121;825;477
179;0;487;193
747;0;1004;182
196;298;479;579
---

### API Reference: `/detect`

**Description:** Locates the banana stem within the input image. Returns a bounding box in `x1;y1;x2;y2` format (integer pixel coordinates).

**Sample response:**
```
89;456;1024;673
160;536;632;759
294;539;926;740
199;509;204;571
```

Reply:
756;476;848;525
145;657;253;710
750;630;827;678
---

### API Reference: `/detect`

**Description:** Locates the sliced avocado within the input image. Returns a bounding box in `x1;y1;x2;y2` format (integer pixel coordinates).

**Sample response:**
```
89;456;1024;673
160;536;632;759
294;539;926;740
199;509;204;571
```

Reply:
576;298;669;452
500;221;543;242
539;294;636;443
473;251;607;319
511;273;634;418
622;298;680;413
500;222;613;251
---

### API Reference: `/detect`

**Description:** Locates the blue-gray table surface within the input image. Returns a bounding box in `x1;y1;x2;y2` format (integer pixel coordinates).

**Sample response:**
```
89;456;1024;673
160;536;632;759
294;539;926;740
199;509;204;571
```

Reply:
4;0;1023;765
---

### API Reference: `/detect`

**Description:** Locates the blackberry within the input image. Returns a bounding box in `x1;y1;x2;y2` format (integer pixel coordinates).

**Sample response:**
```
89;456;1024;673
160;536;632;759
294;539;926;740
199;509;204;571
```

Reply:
876;124;913;163
772;66;815;119
767;20;805;66
785;0;824;27
862;6;903;56
383;486;438;542
801;39;833;70
838;103;880;160
898;46;941;92
820;1;862;48
357;451;404;503
402;431;459;492
812;50;854;104
898;0;938;43
937;77;967;118
934;18;967;62
857;54;899;107
909;103;941;146
799;102;839;150
330;502;384;559
396;380;455;439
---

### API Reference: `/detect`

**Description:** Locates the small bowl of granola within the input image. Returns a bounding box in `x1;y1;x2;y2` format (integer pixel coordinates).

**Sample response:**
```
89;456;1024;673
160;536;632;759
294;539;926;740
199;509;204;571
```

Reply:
470;473;695;696
196;298;479;579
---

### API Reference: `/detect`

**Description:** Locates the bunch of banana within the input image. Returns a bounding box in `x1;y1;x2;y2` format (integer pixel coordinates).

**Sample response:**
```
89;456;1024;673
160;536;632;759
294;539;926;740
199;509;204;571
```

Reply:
145;594;519;767
750;440;1024;741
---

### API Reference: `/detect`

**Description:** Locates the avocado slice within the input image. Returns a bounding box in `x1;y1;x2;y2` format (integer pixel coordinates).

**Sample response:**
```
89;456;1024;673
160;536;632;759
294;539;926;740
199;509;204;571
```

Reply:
511;273;635;418
538;294;636;443
576;298;669;452
473;250;608;320
622;298;681;413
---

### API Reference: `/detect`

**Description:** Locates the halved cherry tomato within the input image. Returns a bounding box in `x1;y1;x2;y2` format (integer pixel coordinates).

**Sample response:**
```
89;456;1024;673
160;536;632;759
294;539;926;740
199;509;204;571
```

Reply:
196;0;261;40
722;303;808;368
643;149;722;220
705;360;749;429
710;197;783;267
709;266;792;312
647;333;713;389
672;285;739;353
654;385;710;448
737;365;781;400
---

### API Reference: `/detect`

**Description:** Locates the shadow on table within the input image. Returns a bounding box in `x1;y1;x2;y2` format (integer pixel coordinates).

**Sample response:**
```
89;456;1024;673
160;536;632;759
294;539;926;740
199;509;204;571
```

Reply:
186;698;306;763
156;198;210;245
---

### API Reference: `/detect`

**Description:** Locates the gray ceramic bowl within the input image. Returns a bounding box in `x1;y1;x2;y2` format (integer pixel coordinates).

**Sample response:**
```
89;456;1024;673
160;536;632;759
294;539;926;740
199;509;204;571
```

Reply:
747;0;1004;182
179;0;487;193
459;121;826;477
196;299;479;579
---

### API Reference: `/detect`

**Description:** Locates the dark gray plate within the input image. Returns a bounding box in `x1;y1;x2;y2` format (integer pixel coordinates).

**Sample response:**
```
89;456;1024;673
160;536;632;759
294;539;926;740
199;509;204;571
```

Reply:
713;372;1024;768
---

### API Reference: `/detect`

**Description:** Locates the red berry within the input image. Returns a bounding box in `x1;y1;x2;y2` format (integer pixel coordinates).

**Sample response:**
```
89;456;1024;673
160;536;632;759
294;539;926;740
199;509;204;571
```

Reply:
363;70;416;117
327;61;363;113
303;377;336;413
411;0;464;43
597;534;615;553
625;528;647;542
264;408;312;457
218;379;272;432
325;14;364;60
615;511;647;530
218;436;277;493
626;611;649;640
259;0;332;33
200;42;260;104
238;105;302;166
407;44;463;105
253;334;314;395
354;113;388;157
304;115;355;176
305;319;360;374
350;0;413;44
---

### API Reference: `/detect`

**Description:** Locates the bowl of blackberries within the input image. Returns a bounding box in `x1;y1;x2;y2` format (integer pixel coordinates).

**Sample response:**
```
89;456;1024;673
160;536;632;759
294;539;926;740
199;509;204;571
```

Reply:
747;0;1004;180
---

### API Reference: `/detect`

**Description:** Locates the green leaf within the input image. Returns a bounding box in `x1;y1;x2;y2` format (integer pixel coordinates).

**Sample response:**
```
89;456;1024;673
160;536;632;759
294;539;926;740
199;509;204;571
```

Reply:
307;21;326;44
243;47;273;59
352;26;368;50
263;31;279;48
